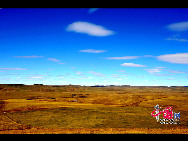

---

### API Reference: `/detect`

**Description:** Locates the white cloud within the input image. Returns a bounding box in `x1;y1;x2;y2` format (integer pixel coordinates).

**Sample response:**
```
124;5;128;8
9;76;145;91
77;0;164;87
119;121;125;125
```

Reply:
155;67;166;69
88;71;105;77
59;77;65;79
168;70;185;73
74;77;91;80
144;67;176;76
48;58;61;62
167;21;188;31
106;56;140;60
70;67;76;69
153;73;174;76
0;68;27;70
157;53;188;64
2;74;20;75
75;71;81;75
117;70;125;72
121;63;146;67
143;55;155;58
66;21;114;37
79;49;107;53
106;55;154;60
14;55;44;58
29;76;43;79
117;79;122;80
75;71;85;76
166;37;188;42
111;74;121;78
88;8;99;14
166;34;188;42
167;78;175;80
58;63;66;65
145;68;162;74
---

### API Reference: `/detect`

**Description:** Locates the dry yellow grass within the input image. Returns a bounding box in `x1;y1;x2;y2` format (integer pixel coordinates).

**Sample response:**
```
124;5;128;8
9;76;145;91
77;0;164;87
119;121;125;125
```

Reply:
0;127;188;134
0;85;188;134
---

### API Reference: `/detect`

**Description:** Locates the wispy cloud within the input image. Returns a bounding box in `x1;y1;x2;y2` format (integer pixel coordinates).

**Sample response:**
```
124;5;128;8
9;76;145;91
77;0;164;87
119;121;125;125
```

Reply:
166;38;188;42
66;21;114;37
111;74;120;78
166;21;188;32
144;67;176;76
145;68;162;74
121;63;146;67
152;73;174;76
166;34;188;42
70;67;76;69
0;68;27;70
28;76;43;79
143;55;155;58
166;37;188;42
88;8;99;14
75;71;85;76
167;70;186;73
75;76;91;80
48;58;61;62
157;53;188;64
13;55;44;58
88;71;105;77
106;55;154;60
59;76;66;79
117;70;125;72
79;49;107;53
167;78;175;80
2;74;20;75
106;56;140;60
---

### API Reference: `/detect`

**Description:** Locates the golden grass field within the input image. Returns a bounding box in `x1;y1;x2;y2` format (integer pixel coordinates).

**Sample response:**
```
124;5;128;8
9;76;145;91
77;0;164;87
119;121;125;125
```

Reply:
0;85;188;134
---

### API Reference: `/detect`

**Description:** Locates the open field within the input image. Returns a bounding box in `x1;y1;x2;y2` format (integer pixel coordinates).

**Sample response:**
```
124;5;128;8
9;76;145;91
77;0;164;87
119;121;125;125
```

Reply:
0;85;188;134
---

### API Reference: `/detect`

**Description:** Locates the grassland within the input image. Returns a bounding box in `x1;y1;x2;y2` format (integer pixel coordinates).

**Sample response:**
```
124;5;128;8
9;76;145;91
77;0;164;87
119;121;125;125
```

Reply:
0;85;188;134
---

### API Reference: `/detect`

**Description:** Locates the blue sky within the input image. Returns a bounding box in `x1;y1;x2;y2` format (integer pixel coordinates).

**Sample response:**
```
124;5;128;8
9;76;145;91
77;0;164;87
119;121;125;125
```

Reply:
0;8;188;86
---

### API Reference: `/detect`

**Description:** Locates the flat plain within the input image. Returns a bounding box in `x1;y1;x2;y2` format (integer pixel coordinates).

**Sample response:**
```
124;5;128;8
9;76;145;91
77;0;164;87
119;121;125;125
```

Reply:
0;85;188;134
